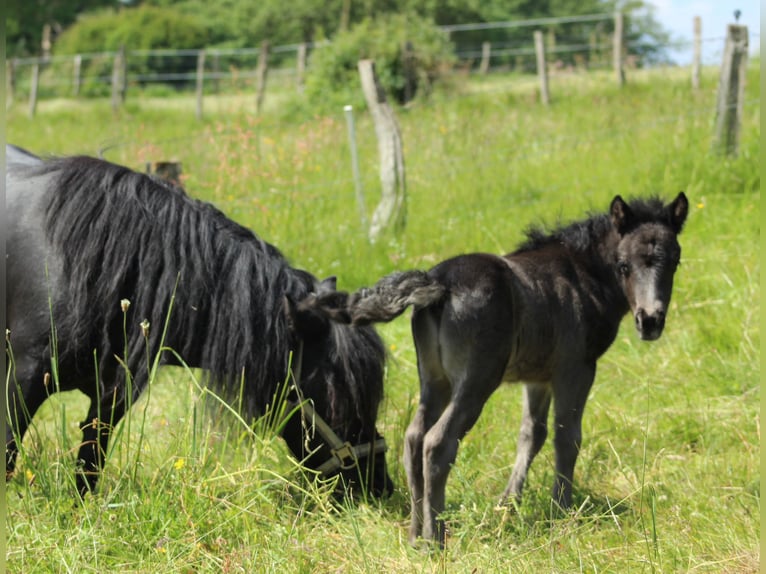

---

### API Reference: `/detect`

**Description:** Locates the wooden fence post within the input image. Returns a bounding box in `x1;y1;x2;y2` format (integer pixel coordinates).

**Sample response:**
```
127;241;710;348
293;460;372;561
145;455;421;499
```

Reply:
6;58;15;109
691;16;702;90
195;49;206;120
613;11;625;86
28;61;40;118
712;24;749;155
148;161;183;185
73;54;83;96
296;43;307;93
255;40;269;114
212;52;221;93
534;31;550;105
357;59;406;242
479;42;491;74
402;41;416;104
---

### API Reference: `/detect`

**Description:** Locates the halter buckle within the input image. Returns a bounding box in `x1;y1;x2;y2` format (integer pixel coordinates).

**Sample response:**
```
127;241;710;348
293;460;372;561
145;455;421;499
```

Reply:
331;442;358;470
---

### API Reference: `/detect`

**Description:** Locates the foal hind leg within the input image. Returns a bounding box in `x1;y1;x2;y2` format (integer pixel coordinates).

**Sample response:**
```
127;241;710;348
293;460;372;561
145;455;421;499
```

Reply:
406;309;450;544
501;383;552;507
404;383;449;545
420;382;498;546
551;362;596;509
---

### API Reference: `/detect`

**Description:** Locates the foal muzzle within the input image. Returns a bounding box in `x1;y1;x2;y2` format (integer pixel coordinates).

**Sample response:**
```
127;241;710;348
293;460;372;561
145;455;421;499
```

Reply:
635;308;666;341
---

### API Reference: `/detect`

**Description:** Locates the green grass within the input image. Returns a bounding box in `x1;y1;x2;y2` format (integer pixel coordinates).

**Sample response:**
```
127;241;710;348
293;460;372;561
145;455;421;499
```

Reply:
6;63;760;572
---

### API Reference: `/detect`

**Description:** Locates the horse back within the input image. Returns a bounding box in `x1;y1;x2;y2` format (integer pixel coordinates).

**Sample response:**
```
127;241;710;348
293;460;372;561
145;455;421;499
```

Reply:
504;245;626;366
420;249;623;385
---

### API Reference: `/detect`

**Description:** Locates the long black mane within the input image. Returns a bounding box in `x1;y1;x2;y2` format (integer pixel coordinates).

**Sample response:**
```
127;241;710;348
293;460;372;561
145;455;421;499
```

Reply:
515;196;675;254
36;155;382;429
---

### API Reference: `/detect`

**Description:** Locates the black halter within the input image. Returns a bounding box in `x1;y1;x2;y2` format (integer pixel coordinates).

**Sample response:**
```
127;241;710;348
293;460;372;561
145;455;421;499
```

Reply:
290;340;387;477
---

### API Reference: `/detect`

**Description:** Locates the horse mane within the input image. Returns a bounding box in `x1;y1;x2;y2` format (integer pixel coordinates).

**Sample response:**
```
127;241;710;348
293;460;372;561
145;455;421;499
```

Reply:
36;155;382;428
515;196;672;254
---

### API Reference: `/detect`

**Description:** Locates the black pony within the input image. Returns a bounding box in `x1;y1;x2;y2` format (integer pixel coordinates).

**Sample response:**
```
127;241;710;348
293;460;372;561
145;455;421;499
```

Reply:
5;145;393;498
311;193;688;546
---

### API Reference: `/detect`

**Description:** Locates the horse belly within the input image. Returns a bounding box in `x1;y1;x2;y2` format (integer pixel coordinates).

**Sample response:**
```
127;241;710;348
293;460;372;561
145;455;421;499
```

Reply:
502;352;553;384
501;321;557;384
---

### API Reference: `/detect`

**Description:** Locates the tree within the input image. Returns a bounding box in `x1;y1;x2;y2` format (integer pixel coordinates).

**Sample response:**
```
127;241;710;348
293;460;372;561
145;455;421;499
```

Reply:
6;0;114;57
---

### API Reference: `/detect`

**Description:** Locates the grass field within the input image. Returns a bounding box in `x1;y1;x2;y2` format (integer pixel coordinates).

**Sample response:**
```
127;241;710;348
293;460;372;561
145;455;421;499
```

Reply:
5;62;760;572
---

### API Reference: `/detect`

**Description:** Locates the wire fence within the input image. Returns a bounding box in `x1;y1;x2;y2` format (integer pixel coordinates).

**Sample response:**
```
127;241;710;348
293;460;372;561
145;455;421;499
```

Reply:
6;12;758;236
5;11;759;107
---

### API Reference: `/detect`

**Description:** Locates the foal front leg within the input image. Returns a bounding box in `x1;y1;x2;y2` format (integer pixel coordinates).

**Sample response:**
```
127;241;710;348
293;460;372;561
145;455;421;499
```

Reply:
501;383;552;507
551;363;596;509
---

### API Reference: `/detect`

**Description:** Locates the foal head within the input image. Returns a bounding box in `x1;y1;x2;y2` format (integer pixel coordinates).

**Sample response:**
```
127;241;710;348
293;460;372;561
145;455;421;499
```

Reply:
610;192;689;341
285;277;393;498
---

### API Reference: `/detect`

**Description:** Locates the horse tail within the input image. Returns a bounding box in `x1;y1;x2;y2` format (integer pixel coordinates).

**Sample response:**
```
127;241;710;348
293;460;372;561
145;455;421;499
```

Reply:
348;270;446;325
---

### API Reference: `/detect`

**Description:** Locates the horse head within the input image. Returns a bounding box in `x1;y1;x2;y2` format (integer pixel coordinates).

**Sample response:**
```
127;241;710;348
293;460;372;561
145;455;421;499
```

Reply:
283;277;393;498
610;192;688;341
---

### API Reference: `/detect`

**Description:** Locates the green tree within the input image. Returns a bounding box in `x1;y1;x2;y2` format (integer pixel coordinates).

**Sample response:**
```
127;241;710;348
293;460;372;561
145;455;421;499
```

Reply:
7;0;113;57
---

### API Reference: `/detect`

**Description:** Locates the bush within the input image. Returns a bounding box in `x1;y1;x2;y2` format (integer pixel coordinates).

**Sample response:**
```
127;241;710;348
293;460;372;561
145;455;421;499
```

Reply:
304;13;454;111
54;6;209;93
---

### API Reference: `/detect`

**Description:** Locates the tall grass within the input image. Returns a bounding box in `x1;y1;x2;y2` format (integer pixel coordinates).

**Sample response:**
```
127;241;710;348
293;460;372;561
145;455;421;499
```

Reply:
5;63;759;572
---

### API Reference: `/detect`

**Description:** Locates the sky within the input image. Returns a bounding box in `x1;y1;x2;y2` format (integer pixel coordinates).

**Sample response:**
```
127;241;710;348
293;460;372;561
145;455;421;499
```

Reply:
645;0;761;64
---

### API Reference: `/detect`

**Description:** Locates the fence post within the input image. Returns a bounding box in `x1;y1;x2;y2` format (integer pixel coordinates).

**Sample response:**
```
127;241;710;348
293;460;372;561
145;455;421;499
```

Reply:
402;41;416;104
691;16;702;90
255;40;269;114
28;61;40;118
479;42;491;74
343;105;367;230
212;52;221;93
195;49;206;120
712;24;749;156
296;43;307;93
534;30;550;106
613;11;625;86
357;59;406;242
148;161;183;185
6;58;15;109
111;45;125;112
73;54;82;96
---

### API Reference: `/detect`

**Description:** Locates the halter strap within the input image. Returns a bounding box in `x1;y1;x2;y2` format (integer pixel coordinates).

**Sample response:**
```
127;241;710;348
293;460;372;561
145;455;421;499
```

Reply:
289;340;387;477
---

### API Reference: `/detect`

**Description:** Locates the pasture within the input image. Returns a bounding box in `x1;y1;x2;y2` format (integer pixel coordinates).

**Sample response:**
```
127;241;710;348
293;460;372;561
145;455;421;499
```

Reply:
5;64;760;572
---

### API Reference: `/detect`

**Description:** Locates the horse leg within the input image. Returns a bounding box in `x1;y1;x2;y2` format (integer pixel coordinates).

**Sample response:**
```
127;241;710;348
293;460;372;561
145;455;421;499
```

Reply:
420;388;492;546
500;382;552;507
551;362;596;509
75;390;126;497
406;308;450;544
6;361;50;479
404;383;449;545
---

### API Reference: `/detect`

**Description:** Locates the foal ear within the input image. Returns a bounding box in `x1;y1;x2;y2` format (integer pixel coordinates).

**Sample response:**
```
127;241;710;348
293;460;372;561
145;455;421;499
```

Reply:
667;192;689;234
610;195;633;235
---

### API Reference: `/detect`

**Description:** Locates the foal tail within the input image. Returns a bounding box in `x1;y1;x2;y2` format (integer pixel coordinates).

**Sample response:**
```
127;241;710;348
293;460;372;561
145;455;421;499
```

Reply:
348;270;446;326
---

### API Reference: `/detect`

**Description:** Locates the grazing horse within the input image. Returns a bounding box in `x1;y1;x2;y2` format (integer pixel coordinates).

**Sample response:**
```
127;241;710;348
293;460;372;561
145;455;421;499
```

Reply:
5;145;393;498
315;193;688;545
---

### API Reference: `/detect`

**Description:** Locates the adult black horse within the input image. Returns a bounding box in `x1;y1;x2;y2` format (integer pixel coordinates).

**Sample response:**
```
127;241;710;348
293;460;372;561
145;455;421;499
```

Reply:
5;145;393;499
313;192;688;546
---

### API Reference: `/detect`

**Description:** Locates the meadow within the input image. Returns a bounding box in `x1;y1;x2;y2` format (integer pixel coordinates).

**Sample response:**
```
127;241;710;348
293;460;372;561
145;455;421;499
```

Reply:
5;63;760;572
